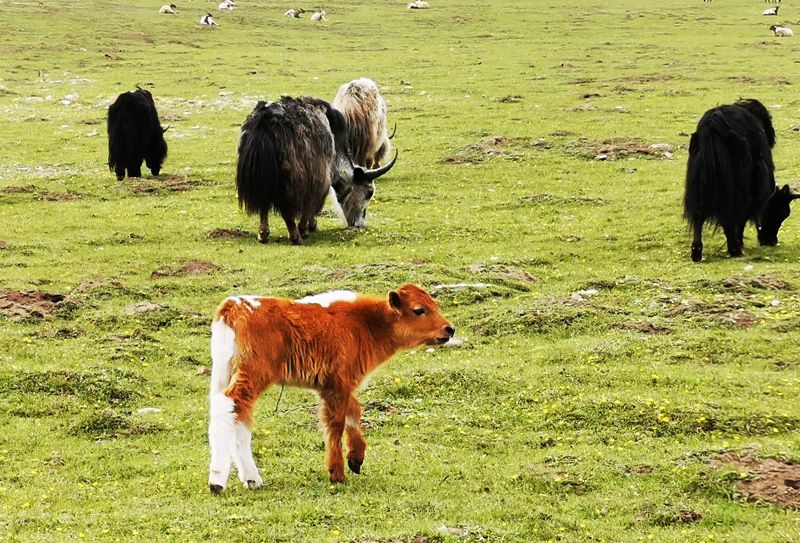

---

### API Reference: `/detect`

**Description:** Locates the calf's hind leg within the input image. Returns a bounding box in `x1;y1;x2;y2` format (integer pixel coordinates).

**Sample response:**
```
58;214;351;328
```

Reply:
320;393;348;482
345;396;367;474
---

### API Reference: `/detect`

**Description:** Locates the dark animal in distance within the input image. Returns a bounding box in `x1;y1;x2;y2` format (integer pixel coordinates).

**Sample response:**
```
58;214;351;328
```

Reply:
683;98;798;261
207;284;455;494
235;97;397;245
106;88;168;181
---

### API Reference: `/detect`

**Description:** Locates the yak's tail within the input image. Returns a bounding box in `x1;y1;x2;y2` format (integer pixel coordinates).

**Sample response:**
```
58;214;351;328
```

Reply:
735;98;775;148
235;105;282;216
683;126;739;231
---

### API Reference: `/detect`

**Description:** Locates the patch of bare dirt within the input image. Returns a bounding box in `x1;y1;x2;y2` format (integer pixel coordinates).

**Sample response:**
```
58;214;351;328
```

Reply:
618;321;672;335
666;300;758;328
131;175;210;194
467;264;539;282
150;260;220;279
2;184;35;193
451;15;470;23
443;135;528;164
0;290;68;321
208;228;249;239
0;241;6;250
124;301;165;314
35;191;80;201
723;274;790;293
493;94;523;103
566;103;598;112
582;138;667;160
713;453;800;510
774;360;798;370
618;73;676;83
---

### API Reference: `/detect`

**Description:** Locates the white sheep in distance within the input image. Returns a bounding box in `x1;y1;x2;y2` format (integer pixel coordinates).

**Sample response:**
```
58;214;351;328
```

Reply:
159;3;177;14
285;7;305;17
407;0;430;9
771;24;793;36
219;0;234;11
200;12;219;25
763;6;779;15
310;9;326;21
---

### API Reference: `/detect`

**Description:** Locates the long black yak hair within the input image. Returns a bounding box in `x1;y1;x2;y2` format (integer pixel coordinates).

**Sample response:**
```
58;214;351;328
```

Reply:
107;88;168;180
683;98;779;261
235;97;344;221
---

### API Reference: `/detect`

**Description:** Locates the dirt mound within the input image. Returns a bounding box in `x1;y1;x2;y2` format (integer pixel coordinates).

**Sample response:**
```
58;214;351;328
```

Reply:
131;175;210;194
713;453;800;510
0;290;68;321
150;260;220;279
466;263;539;282
618;321;672;335
723;274;790;293
443;135;527;164
35;191;80;201
666;300;759;328
208;228;249;239
2;184;35;193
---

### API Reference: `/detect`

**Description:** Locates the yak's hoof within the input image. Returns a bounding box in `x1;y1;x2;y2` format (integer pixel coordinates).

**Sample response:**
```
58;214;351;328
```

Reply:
246;479;261;490
257;232;269;244
347;458;363;474
691;246;702;262
209;484;224;495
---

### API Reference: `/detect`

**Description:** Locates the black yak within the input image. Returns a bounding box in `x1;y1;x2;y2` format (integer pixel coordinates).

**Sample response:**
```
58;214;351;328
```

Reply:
333;78;394;169
683;98;798;262
107;88;168;181
236;97;397;245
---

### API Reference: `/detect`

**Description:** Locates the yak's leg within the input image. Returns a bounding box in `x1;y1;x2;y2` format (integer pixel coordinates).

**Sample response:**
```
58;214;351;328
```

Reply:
257;211;270;244
345;396;367;474
281;210;302;245
208;392;237;494
128;161;142;179
320;392;348;483
737;222;746;253
724;224;742;257
114;164;126;181
691;221;703;262
299;214;318;237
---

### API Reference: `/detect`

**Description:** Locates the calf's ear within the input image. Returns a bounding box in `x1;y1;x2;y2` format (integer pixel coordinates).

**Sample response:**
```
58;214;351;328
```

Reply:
389;291;402;312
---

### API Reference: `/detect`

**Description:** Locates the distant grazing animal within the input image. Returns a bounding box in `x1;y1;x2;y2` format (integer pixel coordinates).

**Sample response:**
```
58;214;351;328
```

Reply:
770;24;793;36
159;3;177;14
683;99;797;261
407;0;430;8
219;0;234;11
201;12;218;25
285;7;305;17
763;6;779;15
106;88;168;181
207;284;455;494
333;78;394;169
235;97;397;244
310;9;326;21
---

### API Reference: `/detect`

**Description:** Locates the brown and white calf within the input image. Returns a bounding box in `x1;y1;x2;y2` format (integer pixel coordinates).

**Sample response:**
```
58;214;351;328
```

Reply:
208;284;454;494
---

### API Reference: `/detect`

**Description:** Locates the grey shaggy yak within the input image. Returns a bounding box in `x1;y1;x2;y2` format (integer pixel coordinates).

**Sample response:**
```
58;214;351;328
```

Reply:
333;78;394;169
235;97;397;245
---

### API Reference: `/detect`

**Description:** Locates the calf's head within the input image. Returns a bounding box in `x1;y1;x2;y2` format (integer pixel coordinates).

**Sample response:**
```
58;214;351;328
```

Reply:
758;184;800;246
389;284;455;347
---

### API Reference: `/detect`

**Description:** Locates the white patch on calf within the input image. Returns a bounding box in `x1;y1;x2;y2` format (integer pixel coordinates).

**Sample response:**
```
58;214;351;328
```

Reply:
240;295;262;308
210;318;236;395
296;290;358;307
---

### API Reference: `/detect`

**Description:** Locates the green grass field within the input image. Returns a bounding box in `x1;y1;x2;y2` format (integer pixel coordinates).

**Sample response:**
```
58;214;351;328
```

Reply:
1;0;800;541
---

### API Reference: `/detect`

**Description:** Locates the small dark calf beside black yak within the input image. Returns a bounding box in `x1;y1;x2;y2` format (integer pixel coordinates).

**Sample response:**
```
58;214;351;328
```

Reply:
107;88;168;180
683;98;798;262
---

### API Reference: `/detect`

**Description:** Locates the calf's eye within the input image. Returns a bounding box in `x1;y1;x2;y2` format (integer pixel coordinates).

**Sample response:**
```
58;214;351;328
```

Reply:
413;308;426;316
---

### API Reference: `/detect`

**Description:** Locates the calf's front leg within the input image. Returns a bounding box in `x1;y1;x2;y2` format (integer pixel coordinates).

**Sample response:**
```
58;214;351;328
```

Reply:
320;393;348;482
345;396;367;474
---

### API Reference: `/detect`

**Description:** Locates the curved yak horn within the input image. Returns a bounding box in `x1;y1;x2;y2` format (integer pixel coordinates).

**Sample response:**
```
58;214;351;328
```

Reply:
387;123;397;139
362;151;398;181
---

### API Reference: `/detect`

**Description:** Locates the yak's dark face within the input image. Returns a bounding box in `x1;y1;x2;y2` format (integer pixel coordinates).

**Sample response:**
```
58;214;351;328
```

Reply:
331;175;375;228
758;185;799;246
145;132;168;176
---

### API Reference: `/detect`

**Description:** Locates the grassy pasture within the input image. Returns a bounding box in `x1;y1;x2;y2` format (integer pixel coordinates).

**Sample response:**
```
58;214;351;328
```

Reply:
1;0;800;541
